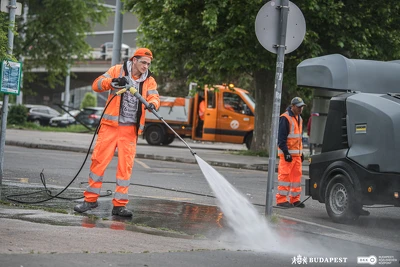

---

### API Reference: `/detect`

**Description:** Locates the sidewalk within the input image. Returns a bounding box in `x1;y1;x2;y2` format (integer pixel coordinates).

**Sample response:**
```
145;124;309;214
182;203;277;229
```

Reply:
3;129;310;174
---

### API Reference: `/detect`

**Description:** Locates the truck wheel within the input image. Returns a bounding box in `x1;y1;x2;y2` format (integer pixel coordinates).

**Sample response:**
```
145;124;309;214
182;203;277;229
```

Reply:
145;125;165;145
245;132;253;150
162;134;175;145
325;174;360;224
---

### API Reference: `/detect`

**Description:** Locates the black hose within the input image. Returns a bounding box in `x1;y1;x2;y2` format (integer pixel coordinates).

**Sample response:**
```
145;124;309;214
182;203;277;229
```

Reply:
5;95;118;204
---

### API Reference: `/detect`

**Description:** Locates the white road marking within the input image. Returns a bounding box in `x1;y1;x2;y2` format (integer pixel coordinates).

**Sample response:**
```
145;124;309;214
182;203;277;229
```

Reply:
135;159;150;169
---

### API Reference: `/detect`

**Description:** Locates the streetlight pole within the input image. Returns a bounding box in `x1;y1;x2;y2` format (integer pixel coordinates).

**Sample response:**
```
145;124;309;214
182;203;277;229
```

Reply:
0;0;17;192
265;0;289;216
111;0;123;66
16;2;27;105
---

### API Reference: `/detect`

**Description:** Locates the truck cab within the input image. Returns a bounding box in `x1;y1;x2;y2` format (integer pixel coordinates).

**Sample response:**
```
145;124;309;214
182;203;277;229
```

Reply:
194;85;255;148
144;84;255;148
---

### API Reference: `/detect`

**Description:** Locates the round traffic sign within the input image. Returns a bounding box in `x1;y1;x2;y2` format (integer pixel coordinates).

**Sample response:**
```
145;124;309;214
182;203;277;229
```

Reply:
255;0;306;54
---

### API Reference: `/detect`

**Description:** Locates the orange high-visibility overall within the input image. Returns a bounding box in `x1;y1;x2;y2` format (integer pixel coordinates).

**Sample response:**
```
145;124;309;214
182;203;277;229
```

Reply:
199;100;205;120
83;64;160;207
276;111;303;205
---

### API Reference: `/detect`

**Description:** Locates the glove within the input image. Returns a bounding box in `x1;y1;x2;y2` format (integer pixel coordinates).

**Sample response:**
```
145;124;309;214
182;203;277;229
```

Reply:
283;151;292;162
145;103;155;111
301;153;304;162
112;77;128;86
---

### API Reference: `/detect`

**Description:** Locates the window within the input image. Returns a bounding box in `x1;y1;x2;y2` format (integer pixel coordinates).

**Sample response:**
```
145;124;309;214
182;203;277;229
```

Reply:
223;92;246;114
207;91;215;108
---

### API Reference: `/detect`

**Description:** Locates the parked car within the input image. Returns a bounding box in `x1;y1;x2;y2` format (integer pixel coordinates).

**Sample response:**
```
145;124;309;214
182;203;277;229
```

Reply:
74;107;104;128
49;110;80;127
26;104;60;126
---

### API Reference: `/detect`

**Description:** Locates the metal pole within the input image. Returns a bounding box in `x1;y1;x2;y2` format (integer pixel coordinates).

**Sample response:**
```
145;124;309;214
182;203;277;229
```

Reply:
64;65;70;109
265;0;289;216
16;2;28;105
111;0;123;66
96;0;123;104
0;0;17;188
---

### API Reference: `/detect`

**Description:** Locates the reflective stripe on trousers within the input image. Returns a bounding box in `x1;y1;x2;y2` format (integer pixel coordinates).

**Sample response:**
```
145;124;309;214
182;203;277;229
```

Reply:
276;156;302;204
84;124;137;206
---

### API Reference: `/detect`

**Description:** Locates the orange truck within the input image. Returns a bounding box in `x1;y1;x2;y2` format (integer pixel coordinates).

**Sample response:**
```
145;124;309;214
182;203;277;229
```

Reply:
144;84;255;149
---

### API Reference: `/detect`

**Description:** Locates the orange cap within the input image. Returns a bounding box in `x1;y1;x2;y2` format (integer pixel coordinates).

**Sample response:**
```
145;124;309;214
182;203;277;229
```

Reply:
130;48;153;60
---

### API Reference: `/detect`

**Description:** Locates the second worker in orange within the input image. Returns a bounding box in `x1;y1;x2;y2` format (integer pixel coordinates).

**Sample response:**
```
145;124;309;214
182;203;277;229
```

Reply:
276;97;306;208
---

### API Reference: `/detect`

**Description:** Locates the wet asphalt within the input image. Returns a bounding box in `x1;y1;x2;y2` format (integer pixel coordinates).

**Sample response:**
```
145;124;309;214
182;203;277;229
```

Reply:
0;129;399;266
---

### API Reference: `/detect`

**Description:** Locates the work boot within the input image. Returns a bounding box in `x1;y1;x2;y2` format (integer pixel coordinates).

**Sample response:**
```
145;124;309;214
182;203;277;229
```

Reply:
358;208;370;216
112;206;133;217
74;201;98;213
293;201;305;208
277;202;293;208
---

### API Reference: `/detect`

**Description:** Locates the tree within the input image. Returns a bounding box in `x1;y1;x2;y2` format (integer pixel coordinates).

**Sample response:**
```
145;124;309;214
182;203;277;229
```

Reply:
1;12;17;62
0;14;10;61
124;0;400;152
1;0;109;89
80;92;97;109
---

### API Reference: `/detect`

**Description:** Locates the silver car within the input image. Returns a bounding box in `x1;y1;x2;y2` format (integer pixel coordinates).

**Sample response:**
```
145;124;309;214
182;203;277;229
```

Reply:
49;110;80;127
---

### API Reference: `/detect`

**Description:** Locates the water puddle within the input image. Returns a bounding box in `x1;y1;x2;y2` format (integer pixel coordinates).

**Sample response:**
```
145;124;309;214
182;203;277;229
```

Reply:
1;183;227;238
82;197;226;238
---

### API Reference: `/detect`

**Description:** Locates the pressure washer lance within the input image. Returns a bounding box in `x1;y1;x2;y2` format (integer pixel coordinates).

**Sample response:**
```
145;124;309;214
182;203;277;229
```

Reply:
113;85;197;156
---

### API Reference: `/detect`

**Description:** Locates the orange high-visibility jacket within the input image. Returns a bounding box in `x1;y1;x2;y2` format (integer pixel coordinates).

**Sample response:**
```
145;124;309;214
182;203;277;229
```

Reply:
278;111;303;156
92;63;160;134
199;100;205;120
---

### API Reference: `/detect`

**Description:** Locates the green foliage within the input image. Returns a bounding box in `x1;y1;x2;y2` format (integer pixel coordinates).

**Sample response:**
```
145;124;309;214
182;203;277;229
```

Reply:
80;92;97;109
124;0;400;151
0;13;17;62
124;0;271;89
7;123;94;133
9;0;108;88
125;0;400;91
7;104;27;125
0;13;10;61
296;1;400;60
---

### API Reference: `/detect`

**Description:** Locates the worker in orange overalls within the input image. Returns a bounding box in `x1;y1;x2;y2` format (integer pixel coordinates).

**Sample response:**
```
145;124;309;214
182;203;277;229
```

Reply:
276;97;306;208
74;48;160;217
199;98;205;121
196;94;206;137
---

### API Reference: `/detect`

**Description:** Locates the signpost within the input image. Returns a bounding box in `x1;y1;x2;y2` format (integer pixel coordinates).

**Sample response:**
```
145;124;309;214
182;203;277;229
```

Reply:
1;60;22;95
0;0;21;190
0;0;21;15
255;0;305;216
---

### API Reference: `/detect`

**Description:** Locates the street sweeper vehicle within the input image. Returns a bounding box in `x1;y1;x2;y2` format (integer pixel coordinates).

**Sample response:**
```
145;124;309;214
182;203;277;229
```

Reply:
297;54;400;223
143;84;255;149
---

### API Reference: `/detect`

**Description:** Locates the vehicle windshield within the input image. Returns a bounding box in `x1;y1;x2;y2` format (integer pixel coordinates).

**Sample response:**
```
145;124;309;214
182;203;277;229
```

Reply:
240;91;255;110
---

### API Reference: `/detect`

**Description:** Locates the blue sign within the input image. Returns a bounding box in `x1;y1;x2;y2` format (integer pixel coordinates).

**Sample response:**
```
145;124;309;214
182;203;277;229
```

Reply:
0;60;22;95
